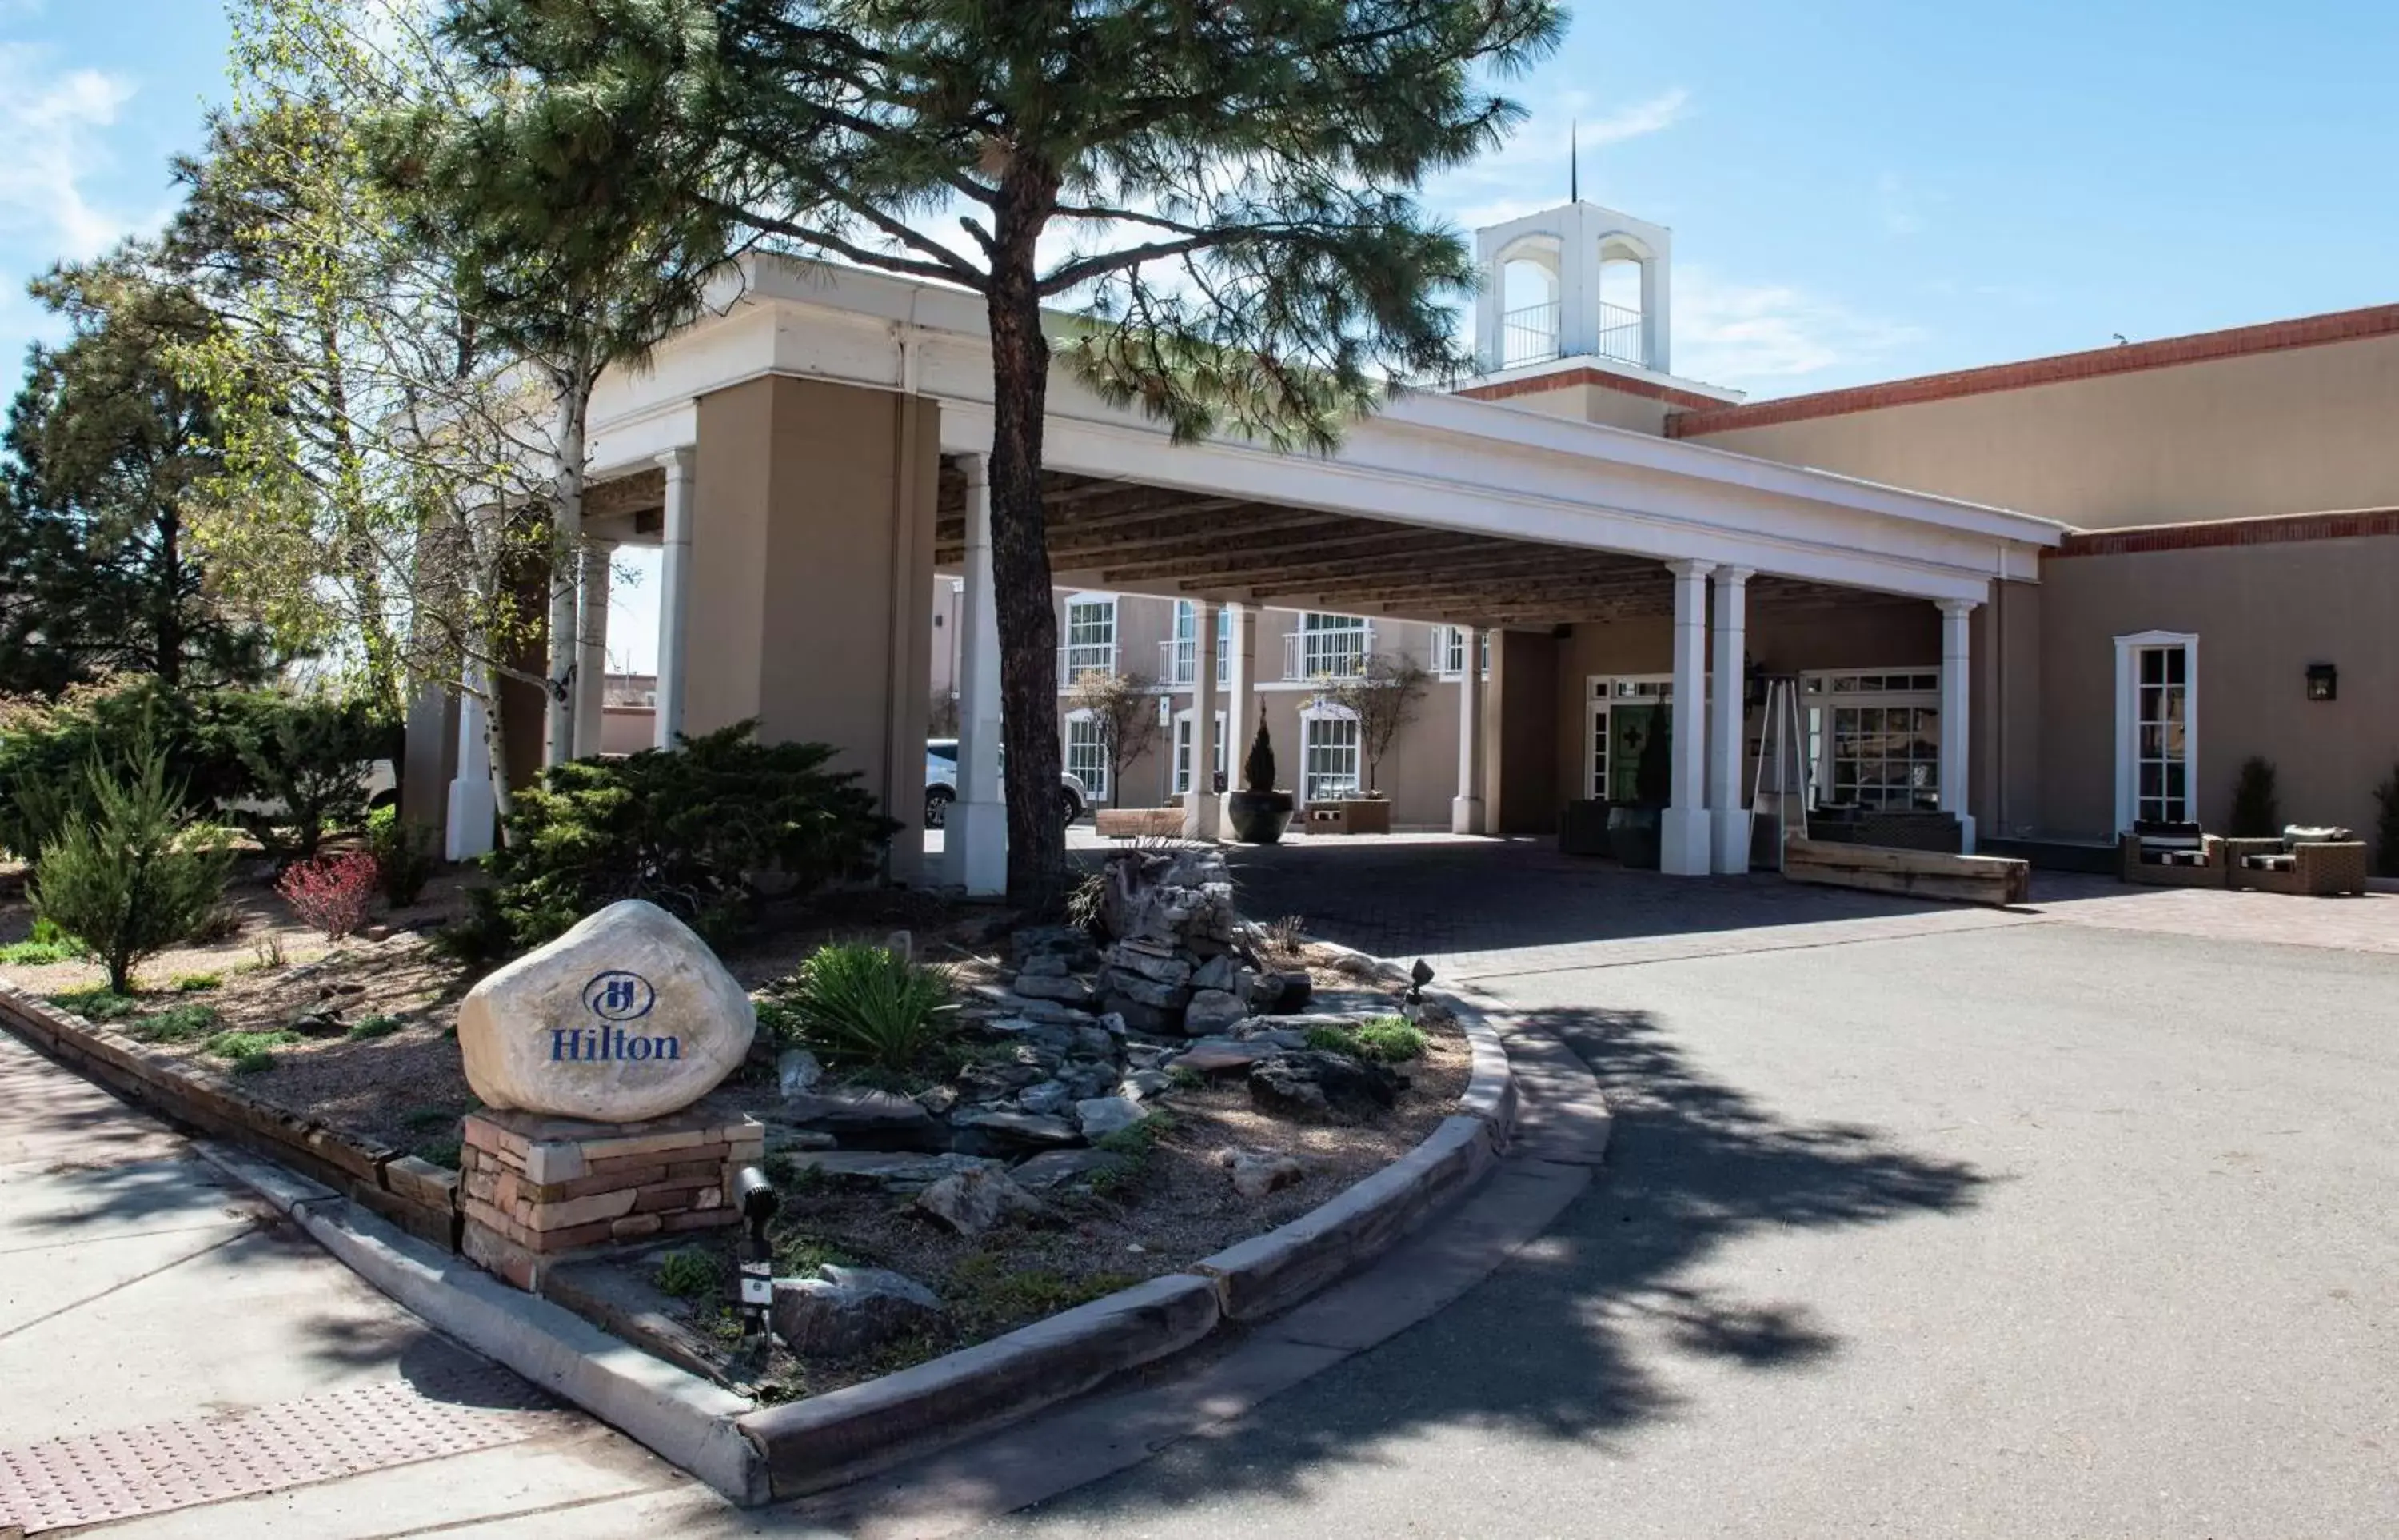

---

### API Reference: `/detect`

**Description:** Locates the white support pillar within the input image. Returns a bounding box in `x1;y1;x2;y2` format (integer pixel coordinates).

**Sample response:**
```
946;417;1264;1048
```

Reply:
950;456;1008;895
1940;599;1978;854
1451;627;1487;834
1660;558;1715;876
572;540;613;758
1184;600;1223;841
1709;568;1753;873
652;449;695;750
444;669;497;862
1223;604;1257;818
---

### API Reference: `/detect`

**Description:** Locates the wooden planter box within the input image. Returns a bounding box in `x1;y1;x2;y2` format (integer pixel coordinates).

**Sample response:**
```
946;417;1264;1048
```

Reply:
1784;836;2030;907
1094;807;1187;840
1305;798;1392;836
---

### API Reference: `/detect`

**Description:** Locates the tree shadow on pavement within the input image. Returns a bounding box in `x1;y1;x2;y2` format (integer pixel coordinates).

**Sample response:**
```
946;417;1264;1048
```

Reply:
967;1002;1990;1529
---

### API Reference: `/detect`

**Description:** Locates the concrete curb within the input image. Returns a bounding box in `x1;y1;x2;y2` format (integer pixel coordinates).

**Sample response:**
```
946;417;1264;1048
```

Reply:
191;1140;769;1505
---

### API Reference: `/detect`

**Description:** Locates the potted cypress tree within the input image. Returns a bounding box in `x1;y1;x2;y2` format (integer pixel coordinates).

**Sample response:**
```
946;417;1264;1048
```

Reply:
1227;708;1295;844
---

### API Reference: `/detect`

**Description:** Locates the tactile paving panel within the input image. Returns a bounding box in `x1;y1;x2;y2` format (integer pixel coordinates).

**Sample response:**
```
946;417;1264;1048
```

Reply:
0;1356;576;1533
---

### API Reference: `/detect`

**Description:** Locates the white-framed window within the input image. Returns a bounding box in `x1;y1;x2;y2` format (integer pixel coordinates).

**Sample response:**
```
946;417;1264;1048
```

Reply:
1802;670;1942;812
1299;705;1362;804
1064;709;1108;802
2114;632;2197;829
1290;612;1370;680
1172;709;1229;794
1167;601;1231;687
1060;592;1117;685
1584;676;1674;802
1438;626;1491;680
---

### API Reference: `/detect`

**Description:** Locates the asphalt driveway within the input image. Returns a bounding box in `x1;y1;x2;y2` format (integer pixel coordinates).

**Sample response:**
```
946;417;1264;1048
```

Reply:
966;840;2399;1538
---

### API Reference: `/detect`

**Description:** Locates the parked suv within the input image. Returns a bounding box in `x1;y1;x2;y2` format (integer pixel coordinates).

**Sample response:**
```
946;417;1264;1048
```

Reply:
924;740;1088;828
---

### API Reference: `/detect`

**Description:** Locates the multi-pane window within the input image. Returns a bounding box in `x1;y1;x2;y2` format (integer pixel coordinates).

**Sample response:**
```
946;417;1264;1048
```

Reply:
1438;626;1491;679
1585;677;1674;802
1061;596;1116;683
1065;712;1108;801
1173;711;1228;794
1295;612;1368;680
2134;644;2192;824
1806;671;1939;812
1168;602;1230;686
1302;716;1361;802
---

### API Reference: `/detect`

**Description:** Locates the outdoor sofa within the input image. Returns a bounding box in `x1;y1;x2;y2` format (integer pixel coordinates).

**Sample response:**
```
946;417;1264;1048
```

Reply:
2220;828;2371;896
2119;821;2227;888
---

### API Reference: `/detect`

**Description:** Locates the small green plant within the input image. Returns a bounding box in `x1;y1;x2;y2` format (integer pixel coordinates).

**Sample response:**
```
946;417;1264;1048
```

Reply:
2229;756;2281;838
1352;1016;1430;1063
751;997;802;1044
250;931;287;971
1094;1107;1174;1157
170;971;222;993
204;1028;301;1074
130;1003;225;1043
948;1253;1139;1332
2376;763;2399;880
29;739;235;994
51;985;139;1021
366;805;438;908
1168;1064;1203;1091
346;1013;404;1040
770;1230;856;1276
413;1137;463;1169
1262;913;1308;954
770;941;957;1076
1;916;84;964
401;1104;461;1131
655;1247;724;1301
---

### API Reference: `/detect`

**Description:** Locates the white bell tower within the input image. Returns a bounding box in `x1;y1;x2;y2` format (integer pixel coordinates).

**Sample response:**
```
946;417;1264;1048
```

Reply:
1475;201;1674;376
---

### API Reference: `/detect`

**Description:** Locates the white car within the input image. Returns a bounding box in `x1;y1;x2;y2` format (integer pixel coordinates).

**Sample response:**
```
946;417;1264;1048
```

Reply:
924;739;1088;828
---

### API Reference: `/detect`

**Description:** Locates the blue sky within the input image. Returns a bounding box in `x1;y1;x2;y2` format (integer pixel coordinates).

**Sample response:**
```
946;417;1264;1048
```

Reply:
5;2;2395;669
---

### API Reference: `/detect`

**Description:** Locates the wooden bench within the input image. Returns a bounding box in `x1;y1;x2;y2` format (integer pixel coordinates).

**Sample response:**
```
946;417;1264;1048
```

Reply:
1093;807;1187;840
1784;836;2031;907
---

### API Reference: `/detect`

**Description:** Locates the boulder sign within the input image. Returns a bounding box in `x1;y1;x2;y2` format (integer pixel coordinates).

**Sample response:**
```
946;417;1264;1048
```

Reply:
458;900;755;1123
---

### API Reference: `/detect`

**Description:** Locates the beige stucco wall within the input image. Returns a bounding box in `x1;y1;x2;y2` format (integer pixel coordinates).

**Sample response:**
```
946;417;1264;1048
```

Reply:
690;375;938;876
1491;381;1678;435
2037;536;2399;842
1679;332;2399;528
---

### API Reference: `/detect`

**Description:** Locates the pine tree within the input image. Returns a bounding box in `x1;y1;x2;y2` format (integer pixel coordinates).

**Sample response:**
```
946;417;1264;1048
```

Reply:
432;0;1563;906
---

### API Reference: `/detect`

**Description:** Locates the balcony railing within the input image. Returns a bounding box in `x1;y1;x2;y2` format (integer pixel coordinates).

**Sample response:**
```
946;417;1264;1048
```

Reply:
1499;301;1560;369
1284;626;1371;682
1595;301;1646;368
1157;636;1230;688
1057;643;1118;688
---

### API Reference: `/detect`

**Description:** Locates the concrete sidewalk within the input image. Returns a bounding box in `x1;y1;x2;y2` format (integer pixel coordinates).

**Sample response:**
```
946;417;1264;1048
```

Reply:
0;1030;708;1537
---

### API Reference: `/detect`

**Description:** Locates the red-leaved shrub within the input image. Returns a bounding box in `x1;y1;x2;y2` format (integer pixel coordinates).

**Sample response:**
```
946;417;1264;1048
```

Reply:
276;850;379;940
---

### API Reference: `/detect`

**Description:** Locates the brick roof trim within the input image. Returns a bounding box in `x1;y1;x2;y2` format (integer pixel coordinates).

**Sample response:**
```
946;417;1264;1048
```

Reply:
1668;304;2399;438
2050;507;2399;558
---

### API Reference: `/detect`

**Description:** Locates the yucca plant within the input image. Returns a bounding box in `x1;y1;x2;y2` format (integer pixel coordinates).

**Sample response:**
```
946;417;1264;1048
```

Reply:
773;942;956;1077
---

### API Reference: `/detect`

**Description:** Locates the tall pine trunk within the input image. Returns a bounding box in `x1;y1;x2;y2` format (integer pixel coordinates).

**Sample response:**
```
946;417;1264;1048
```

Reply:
543;374;591;768
987;177;1069;910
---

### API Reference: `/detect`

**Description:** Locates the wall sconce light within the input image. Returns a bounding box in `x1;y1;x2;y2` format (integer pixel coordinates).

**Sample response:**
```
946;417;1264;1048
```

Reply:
2305;663;2337;702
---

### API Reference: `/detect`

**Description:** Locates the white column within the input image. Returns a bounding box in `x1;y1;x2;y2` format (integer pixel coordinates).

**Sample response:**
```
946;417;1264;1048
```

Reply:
572;540;613;758
1660;558;1715;876
949;455;1007;896
1223;604;1257;816
1451;627;1487;834
1709;567;1753;873
445;670;497;861
1184;600;1223;841
652;449;695;750
1940;599;1978;854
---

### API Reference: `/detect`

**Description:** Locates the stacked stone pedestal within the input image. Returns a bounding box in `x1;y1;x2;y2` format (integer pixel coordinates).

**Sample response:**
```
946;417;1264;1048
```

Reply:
460;1106;765;1291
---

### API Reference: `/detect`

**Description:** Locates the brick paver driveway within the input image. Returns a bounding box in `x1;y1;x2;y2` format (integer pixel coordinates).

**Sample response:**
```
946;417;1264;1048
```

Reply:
975;834;2399;1538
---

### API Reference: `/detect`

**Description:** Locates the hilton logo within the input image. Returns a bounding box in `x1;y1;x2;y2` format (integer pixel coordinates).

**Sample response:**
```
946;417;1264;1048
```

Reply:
552;970;681;1064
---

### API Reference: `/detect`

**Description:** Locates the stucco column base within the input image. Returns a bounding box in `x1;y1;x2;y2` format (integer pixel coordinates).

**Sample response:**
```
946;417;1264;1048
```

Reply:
1450;796;1486;836
1956;812;1978;856
1711;808;1754;874
1183;791;1223;843
445;776;497;863
948;801;1007;899
1660;807;1712;877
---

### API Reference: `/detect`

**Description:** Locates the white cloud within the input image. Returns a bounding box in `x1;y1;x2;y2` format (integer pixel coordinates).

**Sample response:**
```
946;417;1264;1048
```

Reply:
1672;267;1925;389
0;43;138;262
1430;87;1693;232
1582;89;1691;150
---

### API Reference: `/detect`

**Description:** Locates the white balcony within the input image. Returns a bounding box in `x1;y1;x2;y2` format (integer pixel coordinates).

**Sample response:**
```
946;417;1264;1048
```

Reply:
1157;636;1230;688
1284;625;1371;682
1057;643;1118;688
1495;298;1649;372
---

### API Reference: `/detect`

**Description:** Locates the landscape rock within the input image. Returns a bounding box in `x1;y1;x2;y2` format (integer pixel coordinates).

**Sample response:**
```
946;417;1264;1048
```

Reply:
1173;1039;1275;1075
1010;924;1089;963
1016;1079;1073;1116
1105;944;1194;989
1101;995;1180;1034
1101;971;1193;1013
771;1266;944;1358
777;1047;824;1098
780;1087;948;1151
289;1008;347;1038
1251;971;1313;1015
1064;1060;1122;1100
1075;1095;1148;1142
1182;988;1248;1037
780;1151;1001;1191
1120;1068;1173;1100
1124;1043;1168;1070
1009;1148;1133;1194
1220;1150;1306;1199
915;1166;1052;1235
1191;954;1238;994
457;898;755;1123
948;1108;1083;1148
912;1084;959;1117
1017;952;1072;978
761;1123;838;1154
1248;1050;1399;1117
1010;973;1097;1007
954;1059;1048;1102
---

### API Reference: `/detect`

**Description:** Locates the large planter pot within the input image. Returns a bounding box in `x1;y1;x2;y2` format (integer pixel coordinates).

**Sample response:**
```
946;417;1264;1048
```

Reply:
1227;789;1295;845
1607;804;1663;869
1559;798;1613;856
1338;797;1393;836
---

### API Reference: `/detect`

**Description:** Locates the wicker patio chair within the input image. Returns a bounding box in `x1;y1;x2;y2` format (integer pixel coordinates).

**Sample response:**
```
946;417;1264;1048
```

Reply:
2118;827;2229;888
2220;836;2370;896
